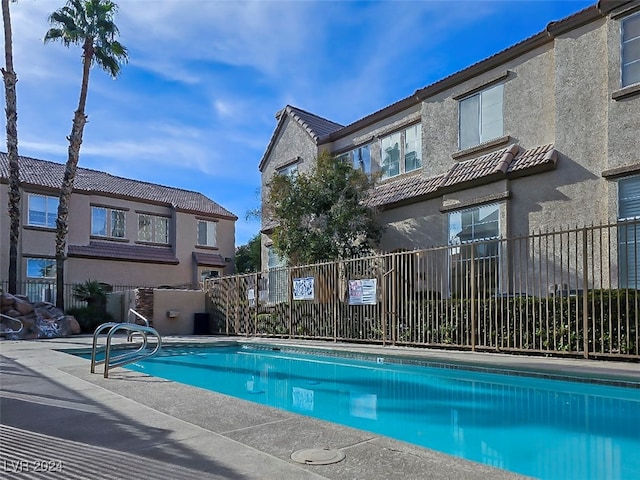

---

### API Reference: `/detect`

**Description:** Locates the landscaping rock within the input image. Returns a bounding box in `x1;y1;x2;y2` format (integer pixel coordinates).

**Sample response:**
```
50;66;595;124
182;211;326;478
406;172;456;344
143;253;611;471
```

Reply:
1;293;80;340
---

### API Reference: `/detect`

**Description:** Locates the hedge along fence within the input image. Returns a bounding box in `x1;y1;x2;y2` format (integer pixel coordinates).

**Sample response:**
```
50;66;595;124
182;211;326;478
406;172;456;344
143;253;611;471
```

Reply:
205;220;640;360
207;288;638;359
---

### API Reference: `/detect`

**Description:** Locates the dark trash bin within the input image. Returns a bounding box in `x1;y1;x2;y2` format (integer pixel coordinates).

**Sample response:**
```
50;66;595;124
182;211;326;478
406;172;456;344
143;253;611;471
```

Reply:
193;312;210;335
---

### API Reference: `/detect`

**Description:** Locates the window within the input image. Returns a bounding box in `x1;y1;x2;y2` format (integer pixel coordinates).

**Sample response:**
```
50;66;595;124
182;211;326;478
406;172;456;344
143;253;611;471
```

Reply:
618;176;640;287
28;194;59;228
91;206;125;238
338;145;372;175
277;162;298;177
380;124;422;180
197;220;217;247
448;203;500;296
138;214;169;244
622;13;640;87
267;245;287;303
200;269;220;282
26;258;55;278
459;84;503;150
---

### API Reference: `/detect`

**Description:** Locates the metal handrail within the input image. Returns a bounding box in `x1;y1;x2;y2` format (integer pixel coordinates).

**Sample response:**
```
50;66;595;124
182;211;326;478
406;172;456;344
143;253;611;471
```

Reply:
128;308;149;327
90;309;161;378
90;322;147;373
103;323;161;378
0;313;24;336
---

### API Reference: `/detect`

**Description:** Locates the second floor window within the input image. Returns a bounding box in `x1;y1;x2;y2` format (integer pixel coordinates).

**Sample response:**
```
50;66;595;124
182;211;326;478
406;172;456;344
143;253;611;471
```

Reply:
28;194;58;228
338;145;372;175
197;220;217;247
459;83;503;150
622;13;640;87
380;124;422;180
138;214;169;244
277;162;298;177
91;206;125;238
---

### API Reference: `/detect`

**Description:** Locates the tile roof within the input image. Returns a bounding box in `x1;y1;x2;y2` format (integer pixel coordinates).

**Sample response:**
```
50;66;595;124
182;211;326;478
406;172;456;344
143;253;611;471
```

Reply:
271;5;600;143
440;144;519;188
0;153;238;220
367;144;557;208
192;251;227;267
365;172;445;208
508;144;558;173
258;105;344;172
285;106;344;140
67;241;179;264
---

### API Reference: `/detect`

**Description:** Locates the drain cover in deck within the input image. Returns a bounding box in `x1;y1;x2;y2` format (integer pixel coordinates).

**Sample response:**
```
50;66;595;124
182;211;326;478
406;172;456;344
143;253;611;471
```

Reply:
291;448;345;465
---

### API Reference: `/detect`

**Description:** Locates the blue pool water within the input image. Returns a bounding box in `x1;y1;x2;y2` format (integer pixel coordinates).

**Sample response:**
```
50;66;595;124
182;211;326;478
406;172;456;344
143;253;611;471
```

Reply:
121;345;640;480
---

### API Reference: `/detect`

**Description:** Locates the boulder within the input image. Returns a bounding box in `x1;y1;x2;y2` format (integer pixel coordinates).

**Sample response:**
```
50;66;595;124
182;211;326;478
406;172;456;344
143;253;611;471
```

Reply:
13;298;34;316
65;316;81;335
0;297;80;340
1;292;15;307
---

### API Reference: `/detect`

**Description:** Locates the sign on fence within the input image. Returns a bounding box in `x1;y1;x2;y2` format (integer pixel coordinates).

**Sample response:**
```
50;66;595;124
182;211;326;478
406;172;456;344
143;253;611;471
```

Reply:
292;277;315;300
348;279;377;305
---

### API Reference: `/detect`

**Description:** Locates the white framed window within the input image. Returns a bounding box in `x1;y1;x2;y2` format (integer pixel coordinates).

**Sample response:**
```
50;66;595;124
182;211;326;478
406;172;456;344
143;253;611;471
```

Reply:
338;145;372;175
138;214;169;244
91;206;125;238
277;162;298;177
380;124;422;180
618;176;640;288
197;220;217;247
26;258;56;278
27;194;59;228
459;84;503;150
448;203;501;296
267;245;288;304
622;12;640;87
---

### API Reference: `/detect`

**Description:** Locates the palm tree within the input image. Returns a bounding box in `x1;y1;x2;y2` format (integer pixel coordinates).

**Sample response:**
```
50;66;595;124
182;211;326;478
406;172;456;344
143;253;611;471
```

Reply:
44;0;127;309
2;0;19;295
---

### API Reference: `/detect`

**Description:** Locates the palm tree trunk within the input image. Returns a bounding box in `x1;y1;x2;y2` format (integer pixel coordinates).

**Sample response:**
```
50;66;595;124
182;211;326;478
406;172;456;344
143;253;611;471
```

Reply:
55;39;92;310
2;0;19;295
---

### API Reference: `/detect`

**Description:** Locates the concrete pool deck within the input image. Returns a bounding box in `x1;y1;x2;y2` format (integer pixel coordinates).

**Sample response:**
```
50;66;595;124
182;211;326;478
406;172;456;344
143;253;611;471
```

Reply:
1;336;639;480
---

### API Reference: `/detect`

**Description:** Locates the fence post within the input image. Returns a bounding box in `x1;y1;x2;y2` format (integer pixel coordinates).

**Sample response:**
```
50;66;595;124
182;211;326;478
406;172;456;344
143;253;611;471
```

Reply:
392;254;397;345
288;267;293;338
470;243;476;352
254;272;259;336
582;227;589;359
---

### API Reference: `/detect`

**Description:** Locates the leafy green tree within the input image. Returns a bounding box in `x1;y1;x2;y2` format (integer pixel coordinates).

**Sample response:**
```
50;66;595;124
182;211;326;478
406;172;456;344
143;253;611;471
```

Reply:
2;0;19;294
267;151;383;265
235;234;262;273
44;0;128;309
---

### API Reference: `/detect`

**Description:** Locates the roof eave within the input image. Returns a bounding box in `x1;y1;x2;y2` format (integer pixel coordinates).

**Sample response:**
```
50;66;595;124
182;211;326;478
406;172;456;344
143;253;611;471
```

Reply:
325;5;606;143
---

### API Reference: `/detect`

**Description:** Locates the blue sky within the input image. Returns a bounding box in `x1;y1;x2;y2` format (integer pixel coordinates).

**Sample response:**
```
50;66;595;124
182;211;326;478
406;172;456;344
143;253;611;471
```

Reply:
8;0;594;246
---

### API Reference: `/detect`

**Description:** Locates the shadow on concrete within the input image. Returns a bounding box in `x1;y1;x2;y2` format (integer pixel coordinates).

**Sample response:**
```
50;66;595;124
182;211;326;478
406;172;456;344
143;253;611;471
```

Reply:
0;355;248;480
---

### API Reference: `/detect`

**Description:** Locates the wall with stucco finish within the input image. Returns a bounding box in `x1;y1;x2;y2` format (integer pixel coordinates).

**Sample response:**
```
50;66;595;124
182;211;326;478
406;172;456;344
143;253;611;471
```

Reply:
151;288;206;336
259;115;321;270
0;181;236;293
258;6;640;269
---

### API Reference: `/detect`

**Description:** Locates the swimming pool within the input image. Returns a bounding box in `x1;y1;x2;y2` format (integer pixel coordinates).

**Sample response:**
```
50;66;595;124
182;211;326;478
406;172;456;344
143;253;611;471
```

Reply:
120;344;639;480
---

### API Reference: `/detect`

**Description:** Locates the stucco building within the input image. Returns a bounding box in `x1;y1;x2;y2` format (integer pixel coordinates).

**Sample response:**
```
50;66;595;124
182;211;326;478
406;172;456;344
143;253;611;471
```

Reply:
259;1;640;282
0;154;237;301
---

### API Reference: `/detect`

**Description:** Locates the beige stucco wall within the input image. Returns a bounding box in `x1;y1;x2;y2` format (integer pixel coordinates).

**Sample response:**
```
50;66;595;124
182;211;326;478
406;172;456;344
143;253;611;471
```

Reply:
260;116;320;270
151;288;206;335
378;198;444;252
257;9;639;269
2;181;235;291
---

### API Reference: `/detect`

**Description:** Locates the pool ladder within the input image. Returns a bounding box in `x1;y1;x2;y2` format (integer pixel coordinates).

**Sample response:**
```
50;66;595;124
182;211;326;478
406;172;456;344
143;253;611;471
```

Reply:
90;308;162;378
0;312;24;337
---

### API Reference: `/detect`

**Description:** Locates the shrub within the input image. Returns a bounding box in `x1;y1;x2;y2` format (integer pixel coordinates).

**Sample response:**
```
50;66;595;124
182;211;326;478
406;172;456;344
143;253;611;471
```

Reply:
67;306;113;333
